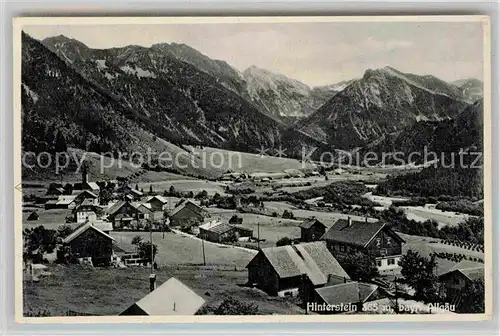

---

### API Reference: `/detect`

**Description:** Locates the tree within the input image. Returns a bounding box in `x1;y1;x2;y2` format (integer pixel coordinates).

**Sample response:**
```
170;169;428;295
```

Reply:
282;210;295;219
56;224;74;240
276;237;292;247
131;235;143;246
456;279;485;313
195;190;208;199
213;297;258;315
23;226;57;263
99;188;112;205
169;186;177;196
137;241;158;263
229;214;243;224
149;185;153;194
336;252;379;282
399;250;439;302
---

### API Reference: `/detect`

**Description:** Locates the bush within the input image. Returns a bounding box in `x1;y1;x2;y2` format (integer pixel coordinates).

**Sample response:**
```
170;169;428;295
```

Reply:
213;298;258;315
276;237;292;247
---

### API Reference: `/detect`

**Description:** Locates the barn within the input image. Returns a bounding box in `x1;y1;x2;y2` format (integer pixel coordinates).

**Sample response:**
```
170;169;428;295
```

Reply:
246;241;350;296
199;220;236;243
169;200;209;227
61;223;115;266
299;218;327;242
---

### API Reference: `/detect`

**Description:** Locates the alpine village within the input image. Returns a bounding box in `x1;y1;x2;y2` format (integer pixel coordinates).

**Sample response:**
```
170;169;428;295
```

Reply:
21;32;485;317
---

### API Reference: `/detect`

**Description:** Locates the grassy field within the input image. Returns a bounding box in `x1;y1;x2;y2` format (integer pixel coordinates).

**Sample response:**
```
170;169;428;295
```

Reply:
399;233;484;275
262;201;377;225
23;264;304;316
111;231;256;268
401;206;471;229
22;208;68;230
184;146;316;173
135;179;227;196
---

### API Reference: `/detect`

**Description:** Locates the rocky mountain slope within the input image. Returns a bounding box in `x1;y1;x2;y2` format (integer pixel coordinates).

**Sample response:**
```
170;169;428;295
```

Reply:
452;78;483;103
242;66;349;120
358;98;483;164
40;34;292;154
297;66;470;149
22;33;237;179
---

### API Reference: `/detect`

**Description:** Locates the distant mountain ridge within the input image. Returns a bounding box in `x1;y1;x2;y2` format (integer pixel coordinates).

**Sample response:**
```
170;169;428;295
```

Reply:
34;34;482;157
42;35;345;122
296;66;471;149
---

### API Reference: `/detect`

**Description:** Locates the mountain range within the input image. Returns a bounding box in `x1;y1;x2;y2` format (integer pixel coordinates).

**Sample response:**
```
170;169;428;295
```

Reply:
22;32;484;172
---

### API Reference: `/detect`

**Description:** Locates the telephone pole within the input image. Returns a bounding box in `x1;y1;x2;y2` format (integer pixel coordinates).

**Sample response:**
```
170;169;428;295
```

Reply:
150;225;154;273
257;222;260;250
201;238;206;266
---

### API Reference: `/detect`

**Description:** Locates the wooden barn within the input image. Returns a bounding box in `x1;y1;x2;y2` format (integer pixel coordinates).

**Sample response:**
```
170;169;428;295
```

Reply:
299;218;327;242
438;260;484;305
61;223;115;266
106;200;149;229
246;241;350;296
199;221;236;243
169;200;209;227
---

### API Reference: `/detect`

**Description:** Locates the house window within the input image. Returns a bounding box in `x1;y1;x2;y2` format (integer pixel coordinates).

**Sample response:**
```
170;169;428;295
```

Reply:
388;258;395;265
376;260;382;267
453;277;460;285
386;237;392;245
376;238;381;247
339;244;345;252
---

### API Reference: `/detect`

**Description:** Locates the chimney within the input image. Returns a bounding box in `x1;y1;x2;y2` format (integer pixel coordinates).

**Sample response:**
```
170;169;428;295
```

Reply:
347;216;352;227
149;273;156;292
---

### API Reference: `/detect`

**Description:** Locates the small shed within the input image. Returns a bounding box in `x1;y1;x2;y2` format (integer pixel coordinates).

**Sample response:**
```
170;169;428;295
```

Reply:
199;220;236;243
27;211;39;221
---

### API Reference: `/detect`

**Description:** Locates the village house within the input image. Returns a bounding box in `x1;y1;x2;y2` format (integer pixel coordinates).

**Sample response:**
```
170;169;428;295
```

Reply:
73;170;100;194
246;241;350;296
144;195;170;221
438;260;484;305
44;195;77;210
74;199;101;224
199;220;236;243
120;277;206;316
145;195;169;211
106;200;150;229
72;189;99;205
321;217;405;274
299;218;327;242
312;280;382;314
118;184;143;201
169;199;210;227
60;222;115;266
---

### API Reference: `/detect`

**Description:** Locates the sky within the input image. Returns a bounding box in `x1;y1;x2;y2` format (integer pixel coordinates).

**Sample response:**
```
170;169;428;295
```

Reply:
23;20;485;87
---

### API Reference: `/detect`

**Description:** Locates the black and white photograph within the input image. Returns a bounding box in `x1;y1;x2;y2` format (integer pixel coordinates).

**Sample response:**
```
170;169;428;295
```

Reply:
14;16;491;322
